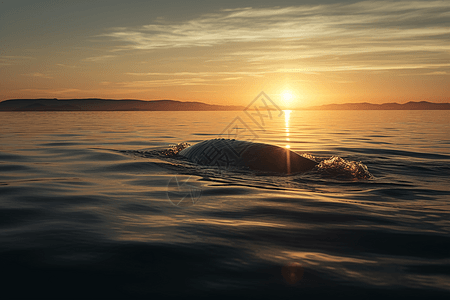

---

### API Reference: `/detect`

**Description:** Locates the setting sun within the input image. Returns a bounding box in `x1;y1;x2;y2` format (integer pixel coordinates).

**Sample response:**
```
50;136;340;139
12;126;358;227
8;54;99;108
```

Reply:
282;91;293;102
280;91;295;108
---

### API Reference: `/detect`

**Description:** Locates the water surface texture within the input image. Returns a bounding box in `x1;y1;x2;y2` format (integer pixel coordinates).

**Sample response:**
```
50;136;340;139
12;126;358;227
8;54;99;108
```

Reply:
1;110;449;299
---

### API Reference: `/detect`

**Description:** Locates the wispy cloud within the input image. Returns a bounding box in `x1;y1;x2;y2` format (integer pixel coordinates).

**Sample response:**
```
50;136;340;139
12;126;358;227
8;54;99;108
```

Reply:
22;72;53;79
19;88;81;94
125;71;266;77
56;63;81;69
121;71;264;87
82;55;116;62
103;1;450;49
423;71;448;75
100;1;450;72
51;88;82;94
116;78;219;88
0;55;34;66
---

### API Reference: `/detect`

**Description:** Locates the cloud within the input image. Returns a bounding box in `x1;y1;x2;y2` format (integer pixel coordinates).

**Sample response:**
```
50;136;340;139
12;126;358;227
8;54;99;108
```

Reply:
404;70;450;76
116;78;215;88
51;88;82;94
56;63;80;68
95;1;450;73
275;63;450;73
121;71;264;86
0;56;34;66
125;71;266;77
18;88;81;94
222;77;243;81
111;72;262;88
82;55;116;62
23;72;53;79
102;1;450;51
423;71;448;75
17;87;154;97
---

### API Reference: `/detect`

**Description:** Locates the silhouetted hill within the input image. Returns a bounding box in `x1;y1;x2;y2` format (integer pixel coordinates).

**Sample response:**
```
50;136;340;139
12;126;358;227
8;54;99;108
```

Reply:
2;99;449;111
0;99;245;111
303;101;450;110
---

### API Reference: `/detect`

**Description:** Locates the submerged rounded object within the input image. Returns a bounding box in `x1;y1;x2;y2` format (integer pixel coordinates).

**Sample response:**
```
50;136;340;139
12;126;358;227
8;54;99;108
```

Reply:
178;139;318;174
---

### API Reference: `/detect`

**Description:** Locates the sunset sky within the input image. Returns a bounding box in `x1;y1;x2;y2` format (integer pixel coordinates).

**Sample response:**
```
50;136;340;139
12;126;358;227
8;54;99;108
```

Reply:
1;0;449;107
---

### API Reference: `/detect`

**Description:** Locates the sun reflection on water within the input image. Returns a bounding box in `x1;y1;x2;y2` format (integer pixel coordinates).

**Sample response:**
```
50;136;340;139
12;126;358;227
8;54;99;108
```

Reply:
284;110;291;145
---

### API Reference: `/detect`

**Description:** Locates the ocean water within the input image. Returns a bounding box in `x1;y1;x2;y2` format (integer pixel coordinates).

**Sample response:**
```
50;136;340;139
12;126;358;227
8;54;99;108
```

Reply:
0;110;449;299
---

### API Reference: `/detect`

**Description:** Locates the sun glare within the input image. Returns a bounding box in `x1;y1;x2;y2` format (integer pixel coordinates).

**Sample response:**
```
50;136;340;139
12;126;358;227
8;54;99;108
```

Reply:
280;90;295;108
282;91;293;102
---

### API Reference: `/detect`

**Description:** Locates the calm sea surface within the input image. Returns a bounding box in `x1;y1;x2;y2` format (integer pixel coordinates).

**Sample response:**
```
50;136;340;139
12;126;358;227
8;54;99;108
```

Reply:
1;110;449;299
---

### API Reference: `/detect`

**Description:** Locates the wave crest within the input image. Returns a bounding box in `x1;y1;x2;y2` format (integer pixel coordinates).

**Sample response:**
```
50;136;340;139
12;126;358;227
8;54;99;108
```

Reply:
160;142;191;156
315;156;372;180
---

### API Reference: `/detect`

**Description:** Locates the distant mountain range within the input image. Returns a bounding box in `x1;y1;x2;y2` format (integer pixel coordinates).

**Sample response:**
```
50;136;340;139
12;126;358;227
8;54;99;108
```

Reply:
302;101;450;110
0;99;449;111
0;98;245;111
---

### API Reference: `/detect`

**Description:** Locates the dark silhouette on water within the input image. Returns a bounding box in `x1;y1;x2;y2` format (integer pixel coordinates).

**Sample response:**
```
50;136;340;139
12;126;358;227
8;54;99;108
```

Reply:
1;98;449;111
178;139;318;174
304;101;450;110
0;98;245;111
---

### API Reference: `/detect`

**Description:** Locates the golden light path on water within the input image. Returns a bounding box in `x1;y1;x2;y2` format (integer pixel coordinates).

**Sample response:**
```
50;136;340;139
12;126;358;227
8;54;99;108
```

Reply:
284;110;291;149
284;110;291;173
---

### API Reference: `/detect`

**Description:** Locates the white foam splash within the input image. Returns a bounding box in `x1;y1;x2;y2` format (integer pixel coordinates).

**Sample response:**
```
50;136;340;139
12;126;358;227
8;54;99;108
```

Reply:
315;156;372;180
160;142;191;156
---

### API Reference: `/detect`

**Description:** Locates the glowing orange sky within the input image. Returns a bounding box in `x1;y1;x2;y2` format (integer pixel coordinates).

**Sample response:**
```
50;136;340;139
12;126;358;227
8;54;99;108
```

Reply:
1;1;449;108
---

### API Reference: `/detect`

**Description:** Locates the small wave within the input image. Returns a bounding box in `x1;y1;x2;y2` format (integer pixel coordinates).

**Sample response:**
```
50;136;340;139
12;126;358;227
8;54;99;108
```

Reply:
159;142;191;156
119;143;191;159
314;156;373;180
